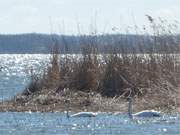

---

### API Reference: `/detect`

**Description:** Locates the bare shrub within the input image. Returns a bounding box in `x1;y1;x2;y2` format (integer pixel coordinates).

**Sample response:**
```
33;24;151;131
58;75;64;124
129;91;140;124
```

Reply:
23;69;42;96
23;17;180;104
71;45;100;92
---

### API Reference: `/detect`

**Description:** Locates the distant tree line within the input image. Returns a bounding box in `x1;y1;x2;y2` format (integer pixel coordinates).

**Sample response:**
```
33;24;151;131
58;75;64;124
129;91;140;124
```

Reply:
0;33;179;54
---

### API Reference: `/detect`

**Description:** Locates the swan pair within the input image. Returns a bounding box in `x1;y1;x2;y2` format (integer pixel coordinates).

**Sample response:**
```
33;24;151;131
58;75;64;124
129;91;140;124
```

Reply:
127;97;161;119
64;97;161;118
64;99;97;118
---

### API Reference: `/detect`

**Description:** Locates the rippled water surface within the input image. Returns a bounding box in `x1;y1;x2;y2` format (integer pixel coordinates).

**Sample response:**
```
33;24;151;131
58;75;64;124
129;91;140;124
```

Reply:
0;54;180;135
0;112;180;135
0;54;50;100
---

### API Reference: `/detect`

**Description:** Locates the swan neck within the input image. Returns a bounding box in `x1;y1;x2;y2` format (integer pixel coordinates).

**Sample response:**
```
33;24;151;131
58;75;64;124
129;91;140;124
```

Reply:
65;100;70;118
128;98;133;118
66;108;69;118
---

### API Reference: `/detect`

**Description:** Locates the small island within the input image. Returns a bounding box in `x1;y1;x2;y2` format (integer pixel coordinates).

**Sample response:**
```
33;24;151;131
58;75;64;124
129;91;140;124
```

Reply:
1;43;180;114
1;17;180;114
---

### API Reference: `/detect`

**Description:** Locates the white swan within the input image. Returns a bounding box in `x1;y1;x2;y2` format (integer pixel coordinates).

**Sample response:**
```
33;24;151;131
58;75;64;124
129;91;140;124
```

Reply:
128;97;161;119
64;99;97;118
70;112;97;117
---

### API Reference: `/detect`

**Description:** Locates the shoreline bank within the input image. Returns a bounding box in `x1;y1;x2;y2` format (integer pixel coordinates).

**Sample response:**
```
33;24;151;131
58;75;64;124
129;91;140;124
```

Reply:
0;88;180;113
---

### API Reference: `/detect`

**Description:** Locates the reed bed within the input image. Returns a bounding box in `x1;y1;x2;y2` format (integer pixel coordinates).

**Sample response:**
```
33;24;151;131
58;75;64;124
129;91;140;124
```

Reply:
7;16;180;112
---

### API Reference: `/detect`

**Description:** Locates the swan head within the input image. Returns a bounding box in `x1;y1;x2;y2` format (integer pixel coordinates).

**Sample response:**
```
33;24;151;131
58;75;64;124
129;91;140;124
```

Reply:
64;99;70;104
127;97;132;101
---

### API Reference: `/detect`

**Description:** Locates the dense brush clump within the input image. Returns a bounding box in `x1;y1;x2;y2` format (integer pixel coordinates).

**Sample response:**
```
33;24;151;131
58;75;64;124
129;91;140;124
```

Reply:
24;17;180;100
101;54;132;97
24;47;180;99
71;46;100;92
22;69;42;96
72;56;98;91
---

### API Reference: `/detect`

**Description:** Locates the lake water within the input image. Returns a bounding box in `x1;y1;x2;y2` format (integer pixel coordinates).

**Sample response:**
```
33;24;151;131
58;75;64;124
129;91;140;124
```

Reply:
0;54;180;135
0;54;51;100
0;112;180;135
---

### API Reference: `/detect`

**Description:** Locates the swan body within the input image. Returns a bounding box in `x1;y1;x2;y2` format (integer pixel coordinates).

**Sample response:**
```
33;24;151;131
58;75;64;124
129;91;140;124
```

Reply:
64;99;97;118
70;112;97;117
132;110;161;117
128;97;161;118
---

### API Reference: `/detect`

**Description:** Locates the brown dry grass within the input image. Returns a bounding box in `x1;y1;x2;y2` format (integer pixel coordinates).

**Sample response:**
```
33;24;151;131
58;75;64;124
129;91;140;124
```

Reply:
2;17;180;112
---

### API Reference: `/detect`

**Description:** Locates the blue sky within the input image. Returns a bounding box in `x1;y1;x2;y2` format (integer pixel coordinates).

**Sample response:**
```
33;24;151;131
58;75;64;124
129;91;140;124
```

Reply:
0;0;180;34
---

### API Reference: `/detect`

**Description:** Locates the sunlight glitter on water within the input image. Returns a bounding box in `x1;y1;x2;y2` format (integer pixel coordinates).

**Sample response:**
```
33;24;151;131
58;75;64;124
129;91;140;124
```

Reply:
0;54;83;100
0;112;180;135
0;54;51;100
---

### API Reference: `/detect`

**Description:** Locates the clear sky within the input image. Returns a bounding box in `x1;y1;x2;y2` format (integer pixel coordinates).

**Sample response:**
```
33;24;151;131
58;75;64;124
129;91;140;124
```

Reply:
0;0;180;35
